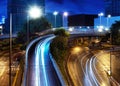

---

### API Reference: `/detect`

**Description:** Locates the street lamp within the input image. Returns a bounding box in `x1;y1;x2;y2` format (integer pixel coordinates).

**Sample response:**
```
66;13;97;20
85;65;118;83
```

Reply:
27;6;42;43
28;6;42;19
53;11;58;28
105;14;111;31
9;13;12;86
0;25;3;35
63;12;68;29
98;12;104;26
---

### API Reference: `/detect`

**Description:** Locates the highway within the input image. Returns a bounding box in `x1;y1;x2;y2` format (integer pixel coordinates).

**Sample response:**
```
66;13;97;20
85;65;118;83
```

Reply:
0;57;9;86
24;35;61;86
67;48;120;86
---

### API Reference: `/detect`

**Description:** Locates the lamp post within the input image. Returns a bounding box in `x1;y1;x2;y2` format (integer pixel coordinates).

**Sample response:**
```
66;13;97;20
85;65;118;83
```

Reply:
63;12;68;29
53;11;58;28
106;14;111;31
27;6;42;43
107;14;111;27
9;13;12;86
98;12;104;26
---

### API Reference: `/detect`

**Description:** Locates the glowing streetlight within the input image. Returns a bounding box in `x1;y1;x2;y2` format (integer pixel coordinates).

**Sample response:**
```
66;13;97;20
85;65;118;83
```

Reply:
53;11;58;28
28;6;42;19
68;27;74;32
0;26;3;35
63;12;68;29
71;47;82;54
63;12;68;17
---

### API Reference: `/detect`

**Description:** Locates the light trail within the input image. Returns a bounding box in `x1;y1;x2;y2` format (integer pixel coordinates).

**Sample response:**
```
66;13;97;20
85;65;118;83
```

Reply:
80;51;110;86
24;35;62;86
34;36;54;86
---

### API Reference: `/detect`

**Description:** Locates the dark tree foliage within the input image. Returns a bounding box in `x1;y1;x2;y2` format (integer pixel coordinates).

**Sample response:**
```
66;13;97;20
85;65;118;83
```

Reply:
50;36;68;61
110;21;120;45
50;28;70;61
16;17;51;44
29;17;51;34
54;28;70;37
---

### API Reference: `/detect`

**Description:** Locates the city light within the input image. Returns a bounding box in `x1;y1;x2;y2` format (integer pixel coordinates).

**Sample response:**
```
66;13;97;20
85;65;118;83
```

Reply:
63;12;68;17
98;12;104;16
0;26;2;29
53;11;58;16
63;12;68;28
108;14;111;18
98;25;104;32
28;6;42;19
71;47;82;54
68;27;74;31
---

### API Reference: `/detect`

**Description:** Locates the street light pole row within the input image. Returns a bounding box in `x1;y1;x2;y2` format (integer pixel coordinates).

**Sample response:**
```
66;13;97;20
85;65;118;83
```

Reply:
98;12;111;32
53;11;68;29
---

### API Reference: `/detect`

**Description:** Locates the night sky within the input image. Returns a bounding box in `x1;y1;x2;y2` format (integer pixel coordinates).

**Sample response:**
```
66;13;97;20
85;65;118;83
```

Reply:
0;0;104;22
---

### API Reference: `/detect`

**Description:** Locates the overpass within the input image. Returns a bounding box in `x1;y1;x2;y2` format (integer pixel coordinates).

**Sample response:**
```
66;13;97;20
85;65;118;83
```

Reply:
65;26;109;37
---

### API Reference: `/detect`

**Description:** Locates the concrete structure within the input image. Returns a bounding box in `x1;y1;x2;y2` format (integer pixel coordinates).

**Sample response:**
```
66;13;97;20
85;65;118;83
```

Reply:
6;0;45;33
105;0;120;16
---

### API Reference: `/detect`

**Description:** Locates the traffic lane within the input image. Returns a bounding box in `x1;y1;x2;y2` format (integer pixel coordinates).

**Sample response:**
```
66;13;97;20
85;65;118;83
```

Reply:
0;58;10;86
39;37;61;86
67;50;93;86
26;36;61;86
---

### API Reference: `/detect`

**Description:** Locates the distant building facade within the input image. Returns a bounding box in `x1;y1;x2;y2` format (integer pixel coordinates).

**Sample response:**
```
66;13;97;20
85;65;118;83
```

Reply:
68;14;97;26
6;0;45;33
105;0;120;16
94;16;120;29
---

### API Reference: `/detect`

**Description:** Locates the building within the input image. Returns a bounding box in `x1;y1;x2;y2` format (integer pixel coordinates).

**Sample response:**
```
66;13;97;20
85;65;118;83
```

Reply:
6;0;45;33
0;24;4;35
94;16;120;31
68;14;97;27
105;0;120;16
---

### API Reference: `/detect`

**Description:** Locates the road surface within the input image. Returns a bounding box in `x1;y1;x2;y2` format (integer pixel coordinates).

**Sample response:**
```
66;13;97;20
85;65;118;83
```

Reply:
24;35;61;86
67;48;120;86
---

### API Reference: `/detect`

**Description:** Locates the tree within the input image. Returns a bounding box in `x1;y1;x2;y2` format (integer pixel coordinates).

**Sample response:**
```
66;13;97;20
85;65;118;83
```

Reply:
16;17;51;44
28;17;51;34
50;28;70;61
54;28;70;37
110;21;120;45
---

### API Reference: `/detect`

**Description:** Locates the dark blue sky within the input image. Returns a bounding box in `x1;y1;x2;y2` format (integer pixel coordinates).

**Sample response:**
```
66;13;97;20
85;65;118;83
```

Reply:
46;0;105;14
0;0;104;22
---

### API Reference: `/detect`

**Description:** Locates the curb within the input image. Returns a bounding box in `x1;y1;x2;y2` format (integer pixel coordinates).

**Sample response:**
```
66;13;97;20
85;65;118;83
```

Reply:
49;53;66;86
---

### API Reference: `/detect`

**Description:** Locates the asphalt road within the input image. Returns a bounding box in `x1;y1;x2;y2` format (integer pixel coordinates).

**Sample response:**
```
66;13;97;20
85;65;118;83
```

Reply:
67;48;120;86
0;57;9;86
0;56;16;86
24;35;61;86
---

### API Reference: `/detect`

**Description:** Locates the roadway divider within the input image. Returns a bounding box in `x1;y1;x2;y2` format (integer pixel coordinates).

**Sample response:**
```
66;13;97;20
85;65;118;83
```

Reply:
49;53;66;86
